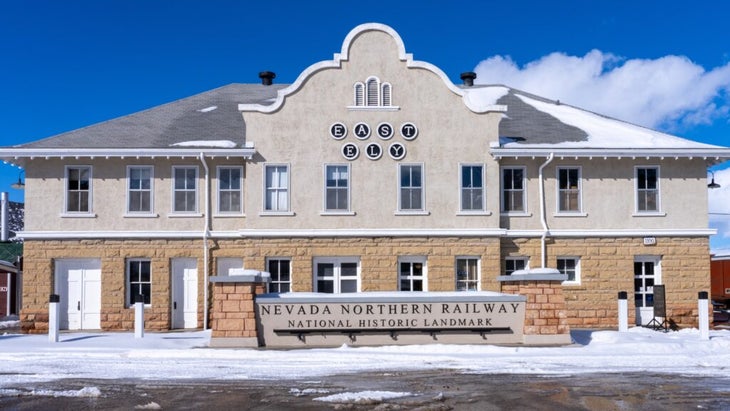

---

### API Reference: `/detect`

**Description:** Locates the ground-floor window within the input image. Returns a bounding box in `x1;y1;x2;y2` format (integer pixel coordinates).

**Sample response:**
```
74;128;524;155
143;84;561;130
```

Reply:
557;257;580;284
127;259;151;305
399;256;427;291
504;257;528;275
456;257;480;291
314;257;360;293
267;258;291;293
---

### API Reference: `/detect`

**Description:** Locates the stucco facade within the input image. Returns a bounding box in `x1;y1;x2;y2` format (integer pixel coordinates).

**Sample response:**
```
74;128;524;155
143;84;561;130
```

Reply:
4;23;728;334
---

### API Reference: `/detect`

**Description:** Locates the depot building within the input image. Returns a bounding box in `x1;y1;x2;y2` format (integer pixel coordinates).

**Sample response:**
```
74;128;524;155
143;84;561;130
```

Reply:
3;23;729;340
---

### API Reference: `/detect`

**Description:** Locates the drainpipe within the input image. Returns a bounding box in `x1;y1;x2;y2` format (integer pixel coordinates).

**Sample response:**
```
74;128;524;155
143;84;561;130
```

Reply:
538;153;555;268
199;153;211;330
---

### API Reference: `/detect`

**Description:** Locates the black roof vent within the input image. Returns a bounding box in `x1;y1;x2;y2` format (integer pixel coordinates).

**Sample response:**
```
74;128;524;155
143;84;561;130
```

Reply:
259;71;276;86
460;72;477;87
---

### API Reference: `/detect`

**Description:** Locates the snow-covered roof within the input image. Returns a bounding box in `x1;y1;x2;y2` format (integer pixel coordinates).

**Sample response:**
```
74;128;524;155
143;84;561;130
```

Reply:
480;85;730;161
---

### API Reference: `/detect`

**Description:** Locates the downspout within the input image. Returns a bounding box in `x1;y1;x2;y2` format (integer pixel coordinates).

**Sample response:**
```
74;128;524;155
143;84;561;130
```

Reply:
199;153;211;330
538;153;555;269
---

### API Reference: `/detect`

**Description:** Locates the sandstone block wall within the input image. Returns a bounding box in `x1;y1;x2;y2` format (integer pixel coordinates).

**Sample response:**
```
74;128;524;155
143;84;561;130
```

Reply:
20;235;711;332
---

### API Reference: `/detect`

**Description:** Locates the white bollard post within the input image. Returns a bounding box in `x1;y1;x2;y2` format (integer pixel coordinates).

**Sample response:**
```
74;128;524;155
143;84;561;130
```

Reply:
134;294;144;339
48;294;60;343
617;291;628;332
698;291;709;341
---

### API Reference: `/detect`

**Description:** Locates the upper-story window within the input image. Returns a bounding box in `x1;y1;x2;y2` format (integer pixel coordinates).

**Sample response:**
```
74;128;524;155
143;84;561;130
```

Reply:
264;164;290;212
127;166;153;214
65;165;92;213
460;164;484;212
636;166;660;213
172;166;198;213
557;167;581;213
324;164;350;212
352;76;393;108
399;164;424;212
217;166;243;214
501;166;526;213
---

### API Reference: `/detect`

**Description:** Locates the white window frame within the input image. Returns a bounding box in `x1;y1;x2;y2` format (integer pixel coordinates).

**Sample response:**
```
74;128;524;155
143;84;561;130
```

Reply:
634;166;663;215
126;258;152;307
398;256;428;292
64;165;93;215
505;257;529;275
262;164;291;215
322;164;352;214
366;76;380;106
556;166;583;214
216;257;243;277
126;165;154;215
557;257;581;285
634;255;662;308
313;257;361;294
353;82;365;106
267;257;292;293
501;166;527;214
171;166;199;214
459;163;485;213
397;163;426;214
456;257;480;291
217;166;243;215
381;82;392;106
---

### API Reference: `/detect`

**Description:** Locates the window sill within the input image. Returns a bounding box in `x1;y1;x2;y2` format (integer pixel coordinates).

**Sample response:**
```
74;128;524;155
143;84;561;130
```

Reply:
500;212;533;217
60;213;97;218
632;212;666;217
259;211;296;217
168;213;203;218
320;211;356;216
213;213;246;218
553;212;588;218
347;106;400;112
123;213;159;218
394;210;431;216
456;210;492;216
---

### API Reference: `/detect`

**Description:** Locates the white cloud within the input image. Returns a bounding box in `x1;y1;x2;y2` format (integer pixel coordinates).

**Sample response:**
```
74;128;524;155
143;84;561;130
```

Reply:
473;50;730;131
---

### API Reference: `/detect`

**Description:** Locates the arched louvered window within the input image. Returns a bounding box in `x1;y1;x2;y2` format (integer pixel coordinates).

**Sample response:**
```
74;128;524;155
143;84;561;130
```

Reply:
353;83;364;106
366;77;380;106
381;83;392;107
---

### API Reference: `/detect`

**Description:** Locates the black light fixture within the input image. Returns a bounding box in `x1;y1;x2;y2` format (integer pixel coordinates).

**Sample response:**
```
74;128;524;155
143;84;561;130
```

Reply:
10;170;24;190
708;171;721;189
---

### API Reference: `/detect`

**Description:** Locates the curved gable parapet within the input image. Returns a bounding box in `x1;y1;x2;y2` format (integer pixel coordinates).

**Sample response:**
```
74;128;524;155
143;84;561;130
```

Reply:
238;23;505;114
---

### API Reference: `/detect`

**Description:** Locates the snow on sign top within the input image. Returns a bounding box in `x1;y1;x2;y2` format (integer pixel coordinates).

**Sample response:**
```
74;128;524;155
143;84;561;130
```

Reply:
511;93;722;149
170;140;238;148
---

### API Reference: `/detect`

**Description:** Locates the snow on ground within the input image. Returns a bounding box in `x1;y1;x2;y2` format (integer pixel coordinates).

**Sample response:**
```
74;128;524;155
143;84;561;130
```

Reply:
0;327;729;388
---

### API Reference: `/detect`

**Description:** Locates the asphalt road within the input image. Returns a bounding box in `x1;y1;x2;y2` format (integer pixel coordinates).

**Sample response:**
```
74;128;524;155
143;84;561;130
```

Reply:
1;371;729;410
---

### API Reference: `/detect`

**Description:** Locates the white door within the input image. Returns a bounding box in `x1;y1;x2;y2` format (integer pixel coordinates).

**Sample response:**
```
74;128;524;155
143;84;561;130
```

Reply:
171;258;198;329
634;256;661;325
55;259;101;330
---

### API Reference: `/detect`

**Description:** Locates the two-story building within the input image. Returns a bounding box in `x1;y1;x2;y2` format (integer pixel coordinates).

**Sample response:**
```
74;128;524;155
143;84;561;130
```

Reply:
3;23;729;333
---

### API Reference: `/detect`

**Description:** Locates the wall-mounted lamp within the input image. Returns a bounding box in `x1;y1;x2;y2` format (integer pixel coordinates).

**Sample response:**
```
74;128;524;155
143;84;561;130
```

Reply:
10;170;24;190
708;171;721;189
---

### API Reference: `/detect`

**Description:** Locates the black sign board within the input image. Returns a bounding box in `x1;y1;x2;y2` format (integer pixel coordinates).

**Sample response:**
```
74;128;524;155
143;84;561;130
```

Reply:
653;285;666;317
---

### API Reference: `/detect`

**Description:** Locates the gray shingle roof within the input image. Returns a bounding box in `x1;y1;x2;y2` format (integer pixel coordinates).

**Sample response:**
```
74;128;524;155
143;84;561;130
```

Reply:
494;88;589;144
14;84;286;149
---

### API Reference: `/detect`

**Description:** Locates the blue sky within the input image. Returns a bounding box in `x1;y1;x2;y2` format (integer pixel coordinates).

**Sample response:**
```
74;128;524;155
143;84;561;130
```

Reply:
2;1;730;247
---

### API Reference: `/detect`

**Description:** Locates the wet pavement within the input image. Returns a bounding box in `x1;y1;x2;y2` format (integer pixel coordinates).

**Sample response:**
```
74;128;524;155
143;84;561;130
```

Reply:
1;371;729;410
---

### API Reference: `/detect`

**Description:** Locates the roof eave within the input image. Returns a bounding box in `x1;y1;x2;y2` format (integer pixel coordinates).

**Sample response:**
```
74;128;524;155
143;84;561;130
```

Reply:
1;147;257;162
490;147;730;164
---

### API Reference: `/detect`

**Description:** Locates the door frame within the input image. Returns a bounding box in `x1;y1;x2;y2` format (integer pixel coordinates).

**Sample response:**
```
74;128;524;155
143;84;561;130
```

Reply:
54;259;102;330
170;258;198;329
634;255;662;325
